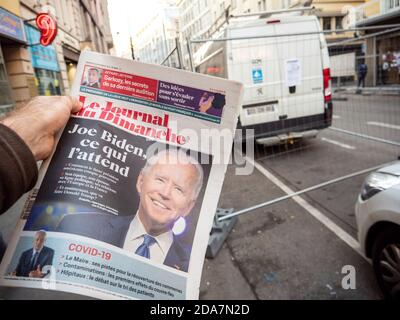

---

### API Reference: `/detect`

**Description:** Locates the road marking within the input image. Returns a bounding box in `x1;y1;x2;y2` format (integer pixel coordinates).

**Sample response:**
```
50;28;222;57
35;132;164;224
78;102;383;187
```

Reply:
321;137;355;150
330;127;400;147
332;115;341;119
367;121;400;130
245;156;368;261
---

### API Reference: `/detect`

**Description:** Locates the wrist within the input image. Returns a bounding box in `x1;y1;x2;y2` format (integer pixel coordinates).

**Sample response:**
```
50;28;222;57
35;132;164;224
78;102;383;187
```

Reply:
0;117;39;159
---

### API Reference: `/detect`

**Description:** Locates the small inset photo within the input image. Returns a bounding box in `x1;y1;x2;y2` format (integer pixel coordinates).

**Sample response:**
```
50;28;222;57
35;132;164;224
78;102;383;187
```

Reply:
81;66;102;89
6;231;54;279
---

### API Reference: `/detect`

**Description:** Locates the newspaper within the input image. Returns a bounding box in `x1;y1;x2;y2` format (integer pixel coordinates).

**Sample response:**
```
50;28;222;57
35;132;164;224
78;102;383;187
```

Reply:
0;51;243;300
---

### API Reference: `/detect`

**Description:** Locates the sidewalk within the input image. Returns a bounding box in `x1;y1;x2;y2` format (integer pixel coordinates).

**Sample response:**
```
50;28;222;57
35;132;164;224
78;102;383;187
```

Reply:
333;85;400;96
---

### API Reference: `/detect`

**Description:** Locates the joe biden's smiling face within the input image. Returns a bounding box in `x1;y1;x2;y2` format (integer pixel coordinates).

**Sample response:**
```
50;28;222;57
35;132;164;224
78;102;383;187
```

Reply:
136;156;198;236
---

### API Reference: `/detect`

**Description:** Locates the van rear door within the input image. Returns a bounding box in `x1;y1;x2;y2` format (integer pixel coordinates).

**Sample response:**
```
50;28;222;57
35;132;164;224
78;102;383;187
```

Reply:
227;20;281;127
273;17;324;122
227;17;325;132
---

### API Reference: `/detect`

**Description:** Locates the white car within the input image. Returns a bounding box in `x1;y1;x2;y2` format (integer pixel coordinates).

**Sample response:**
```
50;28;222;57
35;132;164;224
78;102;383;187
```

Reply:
355;161;400;300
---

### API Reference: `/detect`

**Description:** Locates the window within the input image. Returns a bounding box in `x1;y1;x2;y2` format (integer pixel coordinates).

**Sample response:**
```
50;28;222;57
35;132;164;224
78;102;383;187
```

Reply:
0;46;14;115
335;17;342;30
323;17;332;31
282;0;290;8
34;69;63;96
386;0;400;10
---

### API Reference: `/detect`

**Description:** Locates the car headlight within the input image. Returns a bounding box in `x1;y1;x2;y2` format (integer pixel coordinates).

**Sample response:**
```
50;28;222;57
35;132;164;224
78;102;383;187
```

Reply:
361;172;400;201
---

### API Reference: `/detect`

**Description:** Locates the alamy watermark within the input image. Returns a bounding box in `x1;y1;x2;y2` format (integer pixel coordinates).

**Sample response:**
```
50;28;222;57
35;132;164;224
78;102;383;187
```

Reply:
144;126;255;176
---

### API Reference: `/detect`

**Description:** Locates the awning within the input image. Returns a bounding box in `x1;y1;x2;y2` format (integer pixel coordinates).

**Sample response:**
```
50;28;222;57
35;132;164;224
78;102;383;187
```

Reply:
0;7;27;44
62;46;80;62
315;11;345;17
356;9;400;27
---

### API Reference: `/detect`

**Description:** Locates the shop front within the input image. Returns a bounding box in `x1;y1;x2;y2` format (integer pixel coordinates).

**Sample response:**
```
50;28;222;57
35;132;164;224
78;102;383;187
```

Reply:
25;24;62;96
376;31;400;85
0;6;27;115
58;28;80;89
356;7;400;87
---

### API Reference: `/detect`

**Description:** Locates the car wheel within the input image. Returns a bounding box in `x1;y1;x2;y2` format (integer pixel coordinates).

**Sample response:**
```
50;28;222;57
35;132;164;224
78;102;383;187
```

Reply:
372;227;400;300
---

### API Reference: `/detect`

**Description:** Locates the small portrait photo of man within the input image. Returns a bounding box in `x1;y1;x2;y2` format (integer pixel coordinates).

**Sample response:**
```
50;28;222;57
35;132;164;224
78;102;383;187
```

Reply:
11;230;54;278
56;148;209;272
82;67;102;88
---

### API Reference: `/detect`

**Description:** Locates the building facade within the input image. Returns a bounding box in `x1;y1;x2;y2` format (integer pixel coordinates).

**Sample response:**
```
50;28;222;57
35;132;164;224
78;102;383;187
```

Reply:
132;0;286;69
0;1;33;113
135;4;180;67
176;0;281;69
134;0;372;72
286;0;365;43
0;0;114;116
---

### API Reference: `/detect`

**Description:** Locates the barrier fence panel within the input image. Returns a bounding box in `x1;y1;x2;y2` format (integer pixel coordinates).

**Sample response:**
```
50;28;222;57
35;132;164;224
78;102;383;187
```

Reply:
188;19;400;230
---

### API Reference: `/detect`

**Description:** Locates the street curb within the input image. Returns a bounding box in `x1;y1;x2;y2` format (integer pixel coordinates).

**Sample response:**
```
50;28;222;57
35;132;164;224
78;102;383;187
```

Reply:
332;97;348;101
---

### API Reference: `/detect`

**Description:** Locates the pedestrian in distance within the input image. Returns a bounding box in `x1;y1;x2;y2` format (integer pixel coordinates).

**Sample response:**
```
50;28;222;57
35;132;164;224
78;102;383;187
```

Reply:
357;62;368;88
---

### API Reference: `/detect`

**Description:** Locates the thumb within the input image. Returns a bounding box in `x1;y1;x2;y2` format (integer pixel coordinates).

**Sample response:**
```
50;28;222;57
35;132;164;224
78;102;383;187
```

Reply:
36;264;41;271
70;96;83;113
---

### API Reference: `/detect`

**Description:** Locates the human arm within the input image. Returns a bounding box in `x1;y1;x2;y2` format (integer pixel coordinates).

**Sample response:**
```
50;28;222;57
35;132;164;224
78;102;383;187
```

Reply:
0;96;82;214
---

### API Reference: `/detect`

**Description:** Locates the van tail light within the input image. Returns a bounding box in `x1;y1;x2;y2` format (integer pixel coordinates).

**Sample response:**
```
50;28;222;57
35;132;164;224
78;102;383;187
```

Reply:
323;68;332;103
267;20;280;24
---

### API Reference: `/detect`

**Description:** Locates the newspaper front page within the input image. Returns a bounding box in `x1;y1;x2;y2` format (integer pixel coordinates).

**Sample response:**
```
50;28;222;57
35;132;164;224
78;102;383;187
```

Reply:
0;51;243;299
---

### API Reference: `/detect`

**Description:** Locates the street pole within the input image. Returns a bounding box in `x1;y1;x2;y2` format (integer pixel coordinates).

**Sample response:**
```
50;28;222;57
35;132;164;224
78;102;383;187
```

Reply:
186;37;194;72
130;36;135;60
175;37;183;69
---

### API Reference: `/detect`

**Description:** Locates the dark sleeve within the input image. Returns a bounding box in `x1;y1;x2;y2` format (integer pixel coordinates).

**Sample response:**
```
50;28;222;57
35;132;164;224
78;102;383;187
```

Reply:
15;250;27;276
39;248;54;278
0;123;38;214
44;247;54;267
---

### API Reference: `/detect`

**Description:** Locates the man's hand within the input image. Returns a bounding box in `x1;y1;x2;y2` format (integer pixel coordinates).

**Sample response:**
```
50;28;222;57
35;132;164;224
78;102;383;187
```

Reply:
0;96;82;160
28;265;43;278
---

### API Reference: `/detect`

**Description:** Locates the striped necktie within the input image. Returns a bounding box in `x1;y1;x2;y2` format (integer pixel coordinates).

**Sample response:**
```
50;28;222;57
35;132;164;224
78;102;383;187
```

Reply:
135;234;156;259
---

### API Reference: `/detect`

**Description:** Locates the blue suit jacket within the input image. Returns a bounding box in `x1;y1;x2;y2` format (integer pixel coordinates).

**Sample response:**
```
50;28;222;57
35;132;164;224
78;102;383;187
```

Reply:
56;213;191;272
15;246;54;277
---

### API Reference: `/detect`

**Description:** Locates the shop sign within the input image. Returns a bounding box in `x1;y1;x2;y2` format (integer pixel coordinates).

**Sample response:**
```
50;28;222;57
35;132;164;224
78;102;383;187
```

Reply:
0;7;26;42
25;24;60;72
35;13;57;46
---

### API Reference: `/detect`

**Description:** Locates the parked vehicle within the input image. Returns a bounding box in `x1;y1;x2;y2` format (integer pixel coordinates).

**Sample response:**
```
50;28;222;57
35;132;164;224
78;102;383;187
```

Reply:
194;14;333;145
355;161;400;300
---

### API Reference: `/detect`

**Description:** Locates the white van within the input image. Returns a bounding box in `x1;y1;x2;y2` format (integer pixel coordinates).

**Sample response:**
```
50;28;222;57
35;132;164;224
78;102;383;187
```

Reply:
194;14;333;145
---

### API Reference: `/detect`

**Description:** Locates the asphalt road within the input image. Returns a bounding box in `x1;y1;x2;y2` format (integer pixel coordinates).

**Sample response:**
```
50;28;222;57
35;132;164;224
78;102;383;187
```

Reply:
200;93;399;300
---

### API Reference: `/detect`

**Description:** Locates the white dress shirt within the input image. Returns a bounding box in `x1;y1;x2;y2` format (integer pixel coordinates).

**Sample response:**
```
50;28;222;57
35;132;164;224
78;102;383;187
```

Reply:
122;213;173;264
32;248;42;259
